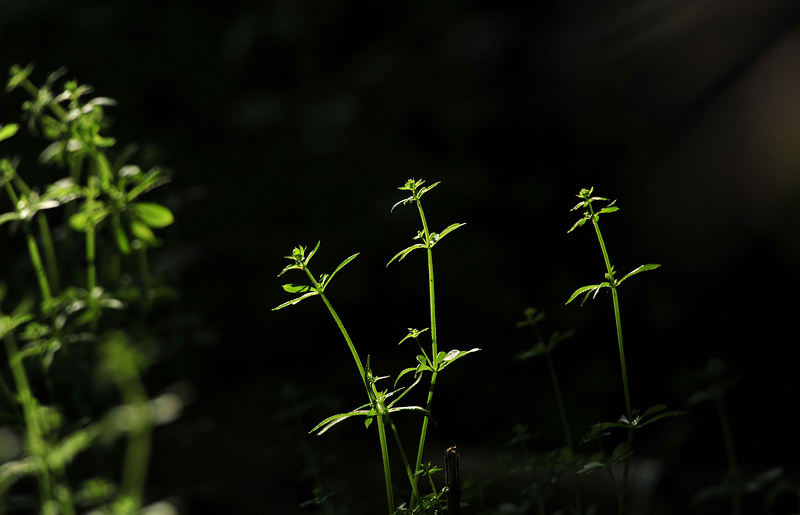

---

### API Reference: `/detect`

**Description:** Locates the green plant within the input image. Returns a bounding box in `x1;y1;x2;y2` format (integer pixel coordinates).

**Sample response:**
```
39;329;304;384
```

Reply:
566;187;685;514
274;179;478;514
514;307;583;514
0;64;180;514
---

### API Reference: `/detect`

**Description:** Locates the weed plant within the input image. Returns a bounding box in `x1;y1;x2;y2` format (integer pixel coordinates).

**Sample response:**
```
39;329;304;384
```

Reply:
275;179;478;514
0;64;181;514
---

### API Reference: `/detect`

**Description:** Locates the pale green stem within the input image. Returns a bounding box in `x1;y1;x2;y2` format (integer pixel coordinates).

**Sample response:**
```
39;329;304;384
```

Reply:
306;268;398;511
2;325;52;507
411;195;439;508
375;415;394;514
386;414;423;503
590;211;633;515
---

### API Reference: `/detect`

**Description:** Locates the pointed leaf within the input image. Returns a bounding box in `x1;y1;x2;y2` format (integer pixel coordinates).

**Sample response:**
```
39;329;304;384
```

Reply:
327;253;359;285
597;206;619;216
272;291;319;311
387;244;426;267
642;404;667;418
438;222;465;240
306;241;321;264
635;410;689;428
611;442;633;462
566;284;603;305
514;342;547;361
618;263;661;285
577;461;606;475
310;408;371;435
438;348;480;370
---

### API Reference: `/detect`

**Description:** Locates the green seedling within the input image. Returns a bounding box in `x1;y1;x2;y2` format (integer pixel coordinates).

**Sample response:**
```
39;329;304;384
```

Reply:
567;187;685;514
1;63;180;514
515;307;582;514
275;179;477;514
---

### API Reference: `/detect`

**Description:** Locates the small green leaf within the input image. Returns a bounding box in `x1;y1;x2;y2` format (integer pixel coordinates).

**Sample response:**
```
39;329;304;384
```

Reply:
0;123;19;142
618;263;661;285
130;202;174;228
272;291;319;310
438;348;480;370
309;407;371;435
438;222;465;240
642;404;667;418
514;342;547;361
126;166;171;201
566;283;608;305
130;219;160;246
282;284;312;293
577;461;606;475
635;410;689;428
387;244;426;267
305;241;321;264
611;442;633;462
327;253;359;285
112;215;131;255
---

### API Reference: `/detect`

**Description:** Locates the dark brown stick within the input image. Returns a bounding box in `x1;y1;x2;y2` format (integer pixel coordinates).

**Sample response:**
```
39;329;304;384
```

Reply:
444;445;460;514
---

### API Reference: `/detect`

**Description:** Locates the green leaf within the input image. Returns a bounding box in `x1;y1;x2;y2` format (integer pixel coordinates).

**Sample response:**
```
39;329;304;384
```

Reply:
130;220;160;246
642;404;666;418
126;166;171;201
438;348;480;370
326;253;359;286
112;215;131;254
306;241;321;264
309;407;371;435
0;123;19;142
567;216;588;233
438;222;465;240
565;283;610;305
272;291;319;311
577;461;606;475
387;243;426;267
281;284;313;293
514;342;547;361
611;442;633;462
635;410;688;428
618;263;661;285
130;202;174;228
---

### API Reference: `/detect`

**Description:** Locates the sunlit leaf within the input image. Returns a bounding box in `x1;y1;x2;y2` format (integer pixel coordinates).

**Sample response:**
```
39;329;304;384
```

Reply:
272;291;319;311
131;202;173;228
618;263;661;285
387;244;426;267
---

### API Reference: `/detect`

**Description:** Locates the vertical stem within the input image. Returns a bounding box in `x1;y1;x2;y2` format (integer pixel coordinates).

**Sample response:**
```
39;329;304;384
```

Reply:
375;414;395;514
387;415;422;502
590;214;633;515
36;214;59;293
412;197;438;506
545;351;582;514
716;396;742;515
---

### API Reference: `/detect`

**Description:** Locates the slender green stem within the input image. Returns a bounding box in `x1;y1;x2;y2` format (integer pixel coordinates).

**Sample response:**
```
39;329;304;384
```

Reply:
412;196;439;507
375;414;395;514
544;351;582;514
2;326;52;507
387;415;422;503
589;211;633;515
716;397;742;515
314;288;367;391
36;214;59;293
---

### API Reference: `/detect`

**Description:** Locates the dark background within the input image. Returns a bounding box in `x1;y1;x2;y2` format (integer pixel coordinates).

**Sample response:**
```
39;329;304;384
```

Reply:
3;1;800;513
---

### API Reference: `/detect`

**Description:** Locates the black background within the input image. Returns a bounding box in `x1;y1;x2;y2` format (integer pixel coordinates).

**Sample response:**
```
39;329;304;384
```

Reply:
3;1;800;513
